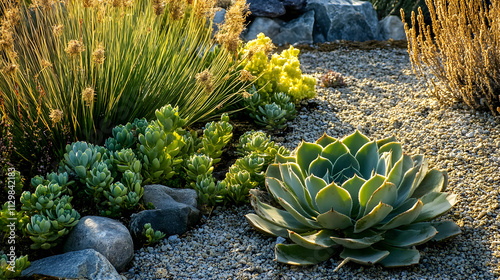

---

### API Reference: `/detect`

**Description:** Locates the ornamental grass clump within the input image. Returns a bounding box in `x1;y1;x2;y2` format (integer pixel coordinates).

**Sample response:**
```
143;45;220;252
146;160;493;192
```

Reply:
403;0;500;114
0;0;248;168
246;130;461;269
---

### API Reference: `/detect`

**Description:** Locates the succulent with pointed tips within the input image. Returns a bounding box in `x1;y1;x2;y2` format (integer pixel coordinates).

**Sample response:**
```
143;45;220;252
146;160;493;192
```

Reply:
245;130;461;269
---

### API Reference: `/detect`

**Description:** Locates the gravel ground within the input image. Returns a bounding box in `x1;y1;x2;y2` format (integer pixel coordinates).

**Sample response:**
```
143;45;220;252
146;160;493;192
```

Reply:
124;46;500;279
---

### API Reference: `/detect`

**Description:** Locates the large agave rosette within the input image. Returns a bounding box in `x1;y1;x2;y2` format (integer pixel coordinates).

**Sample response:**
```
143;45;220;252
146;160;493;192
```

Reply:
246;131;461;269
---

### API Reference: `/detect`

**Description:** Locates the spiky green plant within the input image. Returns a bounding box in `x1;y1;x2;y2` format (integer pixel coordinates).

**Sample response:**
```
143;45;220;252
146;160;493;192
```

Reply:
0;0;247;165
246;130;461;269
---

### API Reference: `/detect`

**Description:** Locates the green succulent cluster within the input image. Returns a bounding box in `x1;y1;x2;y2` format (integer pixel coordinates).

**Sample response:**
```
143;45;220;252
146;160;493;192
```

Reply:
244;89;296;130
142;223;166;246
237;131;290;165
194;177;228;206
200;114;233;165
222;131;290;204
0;254;30;279
185;154;214;186
104;118;149;153
100;180;142;217
0;202;29;237
21;182;80;249
59;142;105;180
246;130;461;269
138;105;186;184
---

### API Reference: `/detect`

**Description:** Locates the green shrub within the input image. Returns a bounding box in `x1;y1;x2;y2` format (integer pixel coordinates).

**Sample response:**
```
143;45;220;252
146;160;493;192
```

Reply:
246;130;461;268
0;0;248;167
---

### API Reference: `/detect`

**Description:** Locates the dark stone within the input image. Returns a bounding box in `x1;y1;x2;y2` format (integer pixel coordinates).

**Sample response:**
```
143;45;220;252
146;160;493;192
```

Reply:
247;0;286;17
129;185;200;240
21;249;122;280
244;17;282;41
63;216;134;272
306;0;380;42
281;0;307;11
274;10;315;45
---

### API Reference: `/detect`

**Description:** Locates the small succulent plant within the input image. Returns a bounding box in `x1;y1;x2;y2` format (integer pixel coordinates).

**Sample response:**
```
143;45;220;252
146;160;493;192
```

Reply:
1;254;30;279
321;70;346;88
142;223;166;246
105;125;135;152
185;153;214;187
59;142;105;180
112;148;142;175
244;90;296;130
237;130;290;165
246;130;460;269
100;182;140;217
200;113;233;164
224;170;259;204
194;176;227;206
85;162;114;201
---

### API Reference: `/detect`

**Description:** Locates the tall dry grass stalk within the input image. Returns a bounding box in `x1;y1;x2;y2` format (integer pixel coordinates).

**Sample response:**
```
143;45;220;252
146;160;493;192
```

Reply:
0;0;249;165
403;0;500;114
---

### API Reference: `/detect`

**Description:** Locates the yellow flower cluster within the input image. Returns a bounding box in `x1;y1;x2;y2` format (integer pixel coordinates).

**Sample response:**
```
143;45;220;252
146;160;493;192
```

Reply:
241;33;316;102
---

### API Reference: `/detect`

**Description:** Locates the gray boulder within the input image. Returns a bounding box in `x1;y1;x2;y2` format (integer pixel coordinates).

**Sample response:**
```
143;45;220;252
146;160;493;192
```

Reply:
21;249;122;280
247;0;286;17
306;0;380;42
63;216;134;272
212;8;226;34
274;10;315;45
244;17;282;41
129;185;200;239
379;15;407;40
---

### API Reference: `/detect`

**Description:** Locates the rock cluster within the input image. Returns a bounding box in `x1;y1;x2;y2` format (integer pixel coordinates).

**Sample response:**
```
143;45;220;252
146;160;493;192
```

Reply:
22;185;199;279
243;0;406;45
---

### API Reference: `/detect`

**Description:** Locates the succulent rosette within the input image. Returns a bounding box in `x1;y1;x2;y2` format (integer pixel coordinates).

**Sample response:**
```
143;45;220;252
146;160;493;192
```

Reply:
246;130;461;269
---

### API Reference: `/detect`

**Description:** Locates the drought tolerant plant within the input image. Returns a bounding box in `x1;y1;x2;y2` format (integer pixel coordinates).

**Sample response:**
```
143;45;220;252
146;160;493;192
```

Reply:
244;90;297;130
246;130;461;269
241;33;317;102
0;0;248;167
200;113;233;165
403;0;500;114
141;223;166;246
21;182;80;249
236;130;290;165
320;71;346;88
0;254;30;279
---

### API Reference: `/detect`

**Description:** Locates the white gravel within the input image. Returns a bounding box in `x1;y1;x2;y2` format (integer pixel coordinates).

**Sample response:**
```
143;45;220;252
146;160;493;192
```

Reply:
123;46;500;279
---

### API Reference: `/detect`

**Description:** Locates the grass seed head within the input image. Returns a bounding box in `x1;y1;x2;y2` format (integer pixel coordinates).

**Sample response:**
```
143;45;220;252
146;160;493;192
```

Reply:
49;109;64;124
65;40;85;57
92;45;106;64
82;87;95;105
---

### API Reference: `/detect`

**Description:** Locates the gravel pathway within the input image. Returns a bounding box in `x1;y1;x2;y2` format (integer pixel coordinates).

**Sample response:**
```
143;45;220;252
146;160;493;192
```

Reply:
124;46;500;279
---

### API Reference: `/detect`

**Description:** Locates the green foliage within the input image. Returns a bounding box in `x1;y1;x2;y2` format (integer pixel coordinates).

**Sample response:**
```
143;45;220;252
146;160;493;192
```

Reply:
100;182;140;217
58;142;105;180
105;125;136;152
241;33;316;102
0;202;29;236
25;194;79;250
246;130;461;268
368;0;430;25
224;170;258;204
185;154;214;187
142;223;166;246
0;0;247;168
236;130;290;164
230;154;266;185
112;148;142;175
85;162;114;203
0;254;30;279
194;176;227;207
244;90;297;130
200;113;233;164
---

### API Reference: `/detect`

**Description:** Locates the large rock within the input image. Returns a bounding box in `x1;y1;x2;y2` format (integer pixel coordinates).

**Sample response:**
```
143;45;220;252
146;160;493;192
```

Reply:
247;0;286;17
282;0;307;11
63;216;134;272
129;185;200;239
244;17;282;41
21;249;122;280
306;0;380;42
212;8;226;34
379;15;406;40
274;10;315;45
